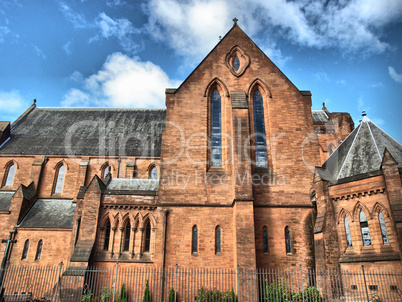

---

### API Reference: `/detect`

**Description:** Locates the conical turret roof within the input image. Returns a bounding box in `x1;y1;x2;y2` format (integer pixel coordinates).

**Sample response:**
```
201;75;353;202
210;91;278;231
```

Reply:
317;115;402;183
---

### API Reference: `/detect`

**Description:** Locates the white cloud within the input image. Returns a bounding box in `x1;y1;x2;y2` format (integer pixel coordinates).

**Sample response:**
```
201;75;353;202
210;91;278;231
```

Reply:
388;66;402;84
145;0;402;58
90;12;142;54
62;52;181;108
0;90;30;122
59;2;87;28
63;40;72;55
33;45;46;59
372;118;385;126
313;72;330;82
0;25;10;43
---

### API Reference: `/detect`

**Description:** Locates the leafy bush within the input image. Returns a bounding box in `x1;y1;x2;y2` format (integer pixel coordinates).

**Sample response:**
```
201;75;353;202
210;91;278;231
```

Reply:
168;288;175;302
100;286;111;302
118;283;127;302
142;279;150;302
264;279;326;302
197;286;236;302
81;289;92;302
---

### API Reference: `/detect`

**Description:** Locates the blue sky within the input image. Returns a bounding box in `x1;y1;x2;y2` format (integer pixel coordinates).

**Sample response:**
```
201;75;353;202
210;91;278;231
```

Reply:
0;0;401;142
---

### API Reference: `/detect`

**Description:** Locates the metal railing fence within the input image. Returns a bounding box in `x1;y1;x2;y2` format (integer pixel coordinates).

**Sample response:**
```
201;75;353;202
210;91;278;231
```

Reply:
0;263;401;302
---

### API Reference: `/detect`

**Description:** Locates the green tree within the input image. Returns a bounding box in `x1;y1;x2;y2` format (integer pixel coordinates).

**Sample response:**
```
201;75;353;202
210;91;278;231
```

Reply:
142;279;150;302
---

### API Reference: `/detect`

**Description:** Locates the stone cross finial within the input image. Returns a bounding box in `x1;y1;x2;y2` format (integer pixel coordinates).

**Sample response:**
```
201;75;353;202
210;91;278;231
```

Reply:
362;110;366;116
233;17;238;25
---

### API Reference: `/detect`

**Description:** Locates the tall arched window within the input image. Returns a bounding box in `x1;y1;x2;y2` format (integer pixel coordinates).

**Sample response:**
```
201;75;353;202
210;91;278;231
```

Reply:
35;240;43;260
103;220;111;251
360;210;371;246
378;211;389;244
144;222;151;252
149;166;158;179
263;226;269;254
123;221;131;251
22;239;29;260
4;163;16;187
253;89;268;167
215;226;221;254
344;216;352;247
103;165;111;179
54;164;66;194
192;225;198;254
210;89;222;167
285;226;291;254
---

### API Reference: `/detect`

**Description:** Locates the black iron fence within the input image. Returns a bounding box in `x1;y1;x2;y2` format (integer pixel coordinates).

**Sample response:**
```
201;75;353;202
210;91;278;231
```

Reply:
1;263;401;302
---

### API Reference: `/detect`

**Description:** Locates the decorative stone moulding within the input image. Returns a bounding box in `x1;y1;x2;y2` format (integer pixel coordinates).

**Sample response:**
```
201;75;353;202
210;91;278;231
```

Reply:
225;45;250;77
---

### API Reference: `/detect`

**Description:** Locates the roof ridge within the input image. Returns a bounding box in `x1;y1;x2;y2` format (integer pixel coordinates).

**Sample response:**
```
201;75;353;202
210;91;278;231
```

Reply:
336;122;362;180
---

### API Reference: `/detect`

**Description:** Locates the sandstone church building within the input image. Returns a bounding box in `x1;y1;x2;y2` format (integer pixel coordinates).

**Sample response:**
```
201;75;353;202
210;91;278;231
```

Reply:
1;22;401;277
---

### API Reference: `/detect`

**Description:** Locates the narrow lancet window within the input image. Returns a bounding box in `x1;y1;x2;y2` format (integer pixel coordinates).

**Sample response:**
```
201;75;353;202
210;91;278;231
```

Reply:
150;166;158;179
103;220;111;251
144;222;151;252
54;165;65;194
285;226;291;254
22;240;29;260
360;210;371;246
192;225;198;253
124;221;131;251
210;89;222;166
263;226;269;254
378;211;389;244
253;89;268;167
215;226;221;254
35;240;43;260
233;56;240;71
103;165;111;179
5;164;16;186
344;216;352;247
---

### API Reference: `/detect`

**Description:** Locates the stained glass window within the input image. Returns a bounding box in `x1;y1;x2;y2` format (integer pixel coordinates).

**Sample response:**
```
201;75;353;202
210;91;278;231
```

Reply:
285;226;291;253
379;211;389;244
124;222;131;251
215;226;221;253
22;240;29;260
233;56;240;71
360;210;371;246
54;165;65;194
211;89;222;166
35;240;43;260
253;90;268;167
192;225;198;253
344;216;352;247
263;226;269;254
5;164;15;186
144;222;151;252
104;220;111;251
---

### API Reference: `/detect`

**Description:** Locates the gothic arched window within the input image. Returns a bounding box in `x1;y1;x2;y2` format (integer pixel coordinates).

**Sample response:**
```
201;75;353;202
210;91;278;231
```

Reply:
144;221;151;252
344;216;352;247
253;89;268;167
215;226;221;254
103;220;111;251
285;226;291;254
192;225;198;254
123;221;131;251
103;165;111;179
54;164;66;194
360;210;371;246
22;239;29;260
4;163;16;187
263;226;269;254
378;211;389;244
35;240;43;260
210;89;222;167
149;166;158;179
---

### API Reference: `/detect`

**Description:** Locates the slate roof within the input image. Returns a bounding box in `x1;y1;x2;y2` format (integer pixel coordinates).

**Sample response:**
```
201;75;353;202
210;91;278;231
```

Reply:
0;191;14;212
0;108;166;157
318;116;402;183
107;179;159;191
19;199;75;229
312;110;329;123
